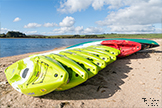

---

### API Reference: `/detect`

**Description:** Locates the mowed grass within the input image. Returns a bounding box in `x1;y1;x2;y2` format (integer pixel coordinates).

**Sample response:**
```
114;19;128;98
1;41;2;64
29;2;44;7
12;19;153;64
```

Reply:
97;33;162;39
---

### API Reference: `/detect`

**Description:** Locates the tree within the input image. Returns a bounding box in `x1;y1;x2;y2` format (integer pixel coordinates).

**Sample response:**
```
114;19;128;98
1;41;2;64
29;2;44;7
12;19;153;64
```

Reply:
6;31;26;37
0;33;6;38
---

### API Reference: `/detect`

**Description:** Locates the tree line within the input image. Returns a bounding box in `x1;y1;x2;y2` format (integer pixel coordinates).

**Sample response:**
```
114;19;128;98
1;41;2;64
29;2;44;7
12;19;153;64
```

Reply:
0;31;105;38
0;31;26;38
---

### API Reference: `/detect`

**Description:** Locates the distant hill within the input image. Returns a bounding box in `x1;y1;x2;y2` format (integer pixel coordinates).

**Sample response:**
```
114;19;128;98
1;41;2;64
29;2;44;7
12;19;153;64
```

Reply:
0;31;26;38
0;31;105;38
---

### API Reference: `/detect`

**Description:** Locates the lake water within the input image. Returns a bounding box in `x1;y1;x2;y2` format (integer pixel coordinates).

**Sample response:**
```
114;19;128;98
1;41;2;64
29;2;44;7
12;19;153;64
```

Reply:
0;38;100;58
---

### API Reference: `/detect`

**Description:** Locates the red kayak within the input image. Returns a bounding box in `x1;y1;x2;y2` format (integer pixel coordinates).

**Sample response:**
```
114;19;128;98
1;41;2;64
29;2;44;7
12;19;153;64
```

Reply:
101;40;141;57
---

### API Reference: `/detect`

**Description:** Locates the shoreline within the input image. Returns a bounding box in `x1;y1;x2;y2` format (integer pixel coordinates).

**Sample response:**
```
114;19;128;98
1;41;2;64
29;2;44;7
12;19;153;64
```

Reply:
0;39;162;108
0;46;68;59
0;38;160;59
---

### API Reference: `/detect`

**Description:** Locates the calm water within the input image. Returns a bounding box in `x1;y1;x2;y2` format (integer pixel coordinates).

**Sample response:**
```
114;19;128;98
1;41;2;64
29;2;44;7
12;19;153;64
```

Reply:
0;38;100;58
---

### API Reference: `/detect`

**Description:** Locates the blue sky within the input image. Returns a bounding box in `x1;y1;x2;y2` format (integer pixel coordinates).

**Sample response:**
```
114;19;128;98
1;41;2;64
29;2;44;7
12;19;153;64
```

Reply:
0;0;162;35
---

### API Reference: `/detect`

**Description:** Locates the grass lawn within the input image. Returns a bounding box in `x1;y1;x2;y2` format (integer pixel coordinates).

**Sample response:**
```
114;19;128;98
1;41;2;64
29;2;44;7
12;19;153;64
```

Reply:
97;33;162;39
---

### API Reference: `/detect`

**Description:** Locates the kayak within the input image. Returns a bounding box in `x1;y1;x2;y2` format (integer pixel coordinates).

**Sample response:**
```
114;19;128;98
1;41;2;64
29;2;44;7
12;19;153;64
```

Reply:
46;54;88;91
5;56;69;96
83;47;117;64
102;38;159;49
101;40;141;57
67;49;107;70
59;51;100;78
67;38;159;49
87;45;120;56
77;48;113;64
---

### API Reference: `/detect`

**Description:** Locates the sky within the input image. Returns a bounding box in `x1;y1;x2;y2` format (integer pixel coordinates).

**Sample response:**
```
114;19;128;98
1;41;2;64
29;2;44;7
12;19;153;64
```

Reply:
0;0;162;35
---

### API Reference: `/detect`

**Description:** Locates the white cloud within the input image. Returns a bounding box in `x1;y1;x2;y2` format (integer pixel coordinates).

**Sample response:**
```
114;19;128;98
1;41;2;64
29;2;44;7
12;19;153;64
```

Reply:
25;31;38;34
75;26;84;34
91;0;105;10
91;0;128;10
96;0;162;26
13;30;20;32
24;23;42;28
57;0;135;13
83;27;103;34
59;16;75;27
58;0;93;13
53;26;75;34
109;25;155;33
13;17;21;22
154;28;162;33
1;28;10;33
53;26;103;34
44;23;58;27
95;0;162;33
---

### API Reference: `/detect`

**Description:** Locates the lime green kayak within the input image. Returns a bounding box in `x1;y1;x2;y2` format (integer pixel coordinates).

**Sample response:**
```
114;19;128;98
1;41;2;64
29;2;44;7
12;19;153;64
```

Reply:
77;48;112;64
59;51;99;78
84;47;117;64
88;45;121;56
46;54;88;91
5;56;69;96
67;49;107;70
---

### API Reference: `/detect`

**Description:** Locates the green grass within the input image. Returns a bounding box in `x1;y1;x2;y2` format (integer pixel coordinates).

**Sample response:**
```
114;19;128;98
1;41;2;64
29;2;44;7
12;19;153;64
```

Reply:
97;33;162;39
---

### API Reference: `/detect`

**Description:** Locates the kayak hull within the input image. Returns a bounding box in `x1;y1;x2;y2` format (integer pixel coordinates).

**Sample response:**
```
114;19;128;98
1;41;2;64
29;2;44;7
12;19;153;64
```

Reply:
5;56;69;96
101;40;141;57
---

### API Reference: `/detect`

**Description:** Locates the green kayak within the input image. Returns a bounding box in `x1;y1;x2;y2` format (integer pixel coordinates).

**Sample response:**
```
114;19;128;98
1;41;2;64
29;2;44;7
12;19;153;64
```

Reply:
46;54;88;91
85;47;117;64
87;45;121;56
59;51;99;78
67;49;107;70
77;48;112;64
5;56;69;96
